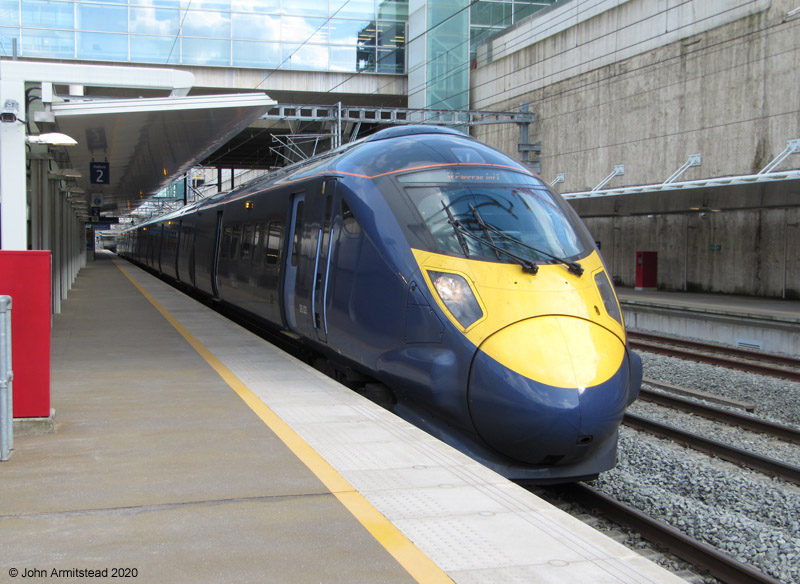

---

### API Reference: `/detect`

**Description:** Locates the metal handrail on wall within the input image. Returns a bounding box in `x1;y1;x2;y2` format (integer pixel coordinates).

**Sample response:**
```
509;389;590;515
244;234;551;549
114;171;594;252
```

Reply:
0;295;13;461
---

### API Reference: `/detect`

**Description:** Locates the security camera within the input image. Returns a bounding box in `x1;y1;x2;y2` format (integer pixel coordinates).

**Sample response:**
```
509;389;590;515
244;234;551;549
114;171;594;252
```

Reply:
1;99;20;123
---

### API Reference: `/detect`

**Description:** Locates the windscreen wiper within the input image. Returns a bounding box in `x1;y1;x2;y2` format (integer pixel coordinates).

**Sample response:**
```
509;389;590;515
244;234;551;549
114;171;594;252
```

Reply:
448;216;539;275
469;204;584;277
441;201;470;257
469;204;503;262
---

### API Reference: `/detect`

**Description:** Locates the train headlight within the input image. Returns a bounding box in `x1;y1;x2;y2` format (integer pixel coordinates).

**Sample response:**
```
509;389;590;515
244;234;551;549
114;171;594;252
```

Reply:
594;270;622;325
428;271;483;329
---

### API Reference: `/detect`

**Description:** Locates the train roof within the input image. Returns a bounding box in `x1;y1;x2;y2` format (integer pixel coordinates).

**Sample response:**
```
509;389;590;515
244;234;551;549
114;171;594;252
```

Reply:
132;125;530;229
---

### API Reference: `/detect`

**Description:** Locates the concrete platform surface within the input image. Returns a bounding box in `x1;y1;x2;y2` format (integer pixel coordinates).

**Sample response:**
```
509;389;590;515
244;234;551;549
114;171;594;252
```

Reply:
618;287;800;356
0;254;688;584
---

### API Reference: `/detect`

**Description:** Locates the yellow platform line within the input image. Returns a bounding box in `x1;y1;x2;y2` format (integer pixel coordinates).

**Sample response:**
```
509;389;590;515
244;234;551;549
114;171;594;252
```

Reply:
115;262;452;584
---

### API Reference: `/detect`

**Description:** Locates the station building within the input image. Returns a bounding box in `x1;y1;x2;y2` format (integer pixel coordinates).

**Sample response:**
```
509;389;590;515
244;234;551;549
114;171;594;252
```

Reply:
1;0;799;302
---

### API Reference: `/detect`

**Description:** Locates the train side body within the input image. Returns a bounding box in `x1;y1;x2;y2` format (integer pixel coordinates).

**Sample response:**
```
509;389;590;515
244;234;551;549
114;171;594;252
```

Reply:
118;127;641;482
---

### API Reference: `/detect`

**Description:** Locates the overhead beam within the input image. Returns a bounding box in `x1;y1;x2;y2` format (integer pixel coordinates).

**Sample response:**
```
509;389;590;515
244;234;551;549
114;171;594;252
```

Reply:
0;61;194;97
261;103;535;127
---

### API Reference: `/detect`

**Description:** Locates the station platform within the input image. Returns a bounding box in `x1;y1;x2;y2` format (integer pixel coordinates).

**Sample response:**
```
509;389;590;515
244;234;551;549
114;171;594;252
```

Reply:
0;253;686;584
617;288;800;356
618;288;800;325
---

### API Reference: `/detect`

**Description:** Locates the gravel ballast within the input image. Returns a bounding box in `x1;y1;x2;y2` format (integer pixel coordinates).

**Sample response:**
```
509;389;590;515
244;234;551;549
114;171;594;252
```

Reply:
590;351;800;584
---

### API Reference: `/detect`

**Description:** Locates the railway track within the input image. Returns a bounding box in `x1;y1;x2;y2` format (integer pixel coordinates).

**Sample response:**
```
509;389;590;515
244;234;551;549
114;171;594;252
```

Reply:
638;385;800;444
524;402;800;583
622;413;800;485
551;342;800;583
549;482;784;584
629;332;800;382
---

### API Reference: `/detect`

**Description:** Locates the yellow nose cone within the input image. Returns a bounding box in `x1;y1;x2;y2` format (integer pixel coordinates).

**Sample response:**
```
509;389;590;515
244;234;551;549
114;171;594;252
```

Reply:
479;316;625;388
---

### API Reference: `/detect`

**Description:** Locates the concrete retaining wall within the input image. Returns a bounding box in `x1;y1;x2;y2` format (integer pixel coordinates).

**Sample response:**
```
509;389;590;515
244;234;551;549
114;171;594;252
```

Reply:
471;0;799;187
583;206;800;299
470;0;800;297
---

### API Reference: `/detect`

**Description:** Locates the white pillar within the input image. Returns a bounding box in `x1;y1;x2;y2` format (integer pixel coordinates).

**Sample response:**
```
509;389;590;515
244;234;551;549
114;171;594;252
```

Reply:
52;186;62;314
0;79;28;250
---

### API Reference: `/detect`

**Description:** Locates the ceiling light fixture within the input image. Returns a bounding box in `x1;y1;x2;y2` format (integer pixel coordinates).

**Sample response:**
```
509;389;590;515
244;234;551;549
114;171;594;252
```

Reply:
27;133;78;146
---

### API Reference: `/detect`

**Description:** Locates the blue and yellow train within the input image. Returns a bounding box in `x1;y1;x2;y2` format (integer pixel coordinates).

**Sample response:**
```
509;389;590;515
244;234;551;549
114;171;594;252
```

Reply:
118;126;642;482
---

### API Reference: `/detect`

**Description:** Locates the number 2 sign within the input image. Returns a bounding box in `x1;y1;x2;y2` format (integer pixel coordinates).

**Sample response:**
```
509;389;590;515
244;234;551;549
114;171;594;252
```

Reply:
90;162;110;185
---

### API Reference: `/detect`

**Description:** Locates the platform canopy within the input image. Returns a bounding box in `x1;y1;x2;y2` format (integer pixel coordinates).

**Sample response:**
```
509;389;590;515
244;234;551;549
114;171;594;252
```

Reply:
0;60;275;250
51;93;276;215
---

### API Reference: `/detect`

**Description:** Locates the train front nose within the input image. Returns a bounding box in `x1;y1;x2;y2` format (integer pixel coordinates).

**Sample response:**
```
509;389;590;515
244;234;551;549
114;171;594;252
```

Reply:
468;316;635;465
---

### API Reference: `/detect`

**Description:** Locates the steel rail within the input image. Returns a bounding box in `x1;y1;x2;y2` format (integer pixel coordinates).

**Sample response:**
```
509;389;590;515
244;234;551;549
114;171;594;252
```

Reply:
555;483;783;584
630;332;800;369
638;388;800;445
643;377;756;411
629;337;800;382
623;413;800;485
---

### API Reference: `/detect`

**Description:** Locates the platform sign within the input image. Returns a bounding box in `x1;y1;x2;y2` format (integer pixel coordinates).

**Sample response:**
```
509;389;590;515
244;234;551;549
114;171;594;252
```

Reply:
90;161;110;185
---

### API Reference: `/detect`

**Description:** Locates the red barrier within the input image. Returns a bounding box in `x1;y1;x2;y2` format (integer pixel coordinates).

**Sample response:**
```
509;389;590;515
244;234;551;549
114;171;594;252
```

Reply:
0;251;51;417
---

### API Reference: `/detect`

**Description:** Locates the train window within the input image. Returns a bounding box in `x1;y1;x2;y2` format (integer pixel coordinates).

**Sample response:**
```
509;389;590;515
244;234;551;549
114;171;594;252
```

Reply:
291;203;303;266
182;226;193;254
231;225;242;260
265;221;283;265
342;200;361;235
241;224;254;260
253;223;262;248
253;223;263;263
321;196;333;250
221;227;232;258
166;229;178;252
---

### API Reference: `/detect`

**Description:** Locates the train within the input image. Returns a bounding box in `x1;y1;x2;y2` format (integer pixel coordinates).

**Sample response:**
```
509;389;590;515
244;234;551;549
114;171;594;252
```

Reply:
117;125;642;482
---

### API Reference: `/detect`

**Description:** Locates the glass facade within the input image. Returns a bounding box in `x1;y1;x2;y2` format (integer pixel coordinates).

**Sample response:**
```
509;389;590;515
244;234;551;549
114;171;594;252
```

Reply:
418;0;564;110
0;0;568;74
425;0;470;111
0;0;408;73
469;0;565;61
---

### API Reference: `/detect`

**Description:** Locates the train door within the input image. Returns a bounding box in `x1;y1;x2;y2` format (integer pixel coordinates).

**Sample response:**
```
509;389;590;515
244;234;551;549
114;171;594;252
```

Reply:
282;180;337;339
312;181;336;342
145;228;154;267
177;216;196;286
156;224;164;273
188;225;196;287
174;220;182;280
211;210;224;297
282;193;305;332
142;230;150;265
147;224;161;270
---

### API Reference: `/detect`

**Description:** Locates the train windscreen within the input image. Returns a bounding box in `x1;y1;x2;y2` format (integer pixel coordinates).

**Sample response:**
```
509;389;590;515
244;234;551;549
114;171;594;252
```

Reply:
397;167;593;263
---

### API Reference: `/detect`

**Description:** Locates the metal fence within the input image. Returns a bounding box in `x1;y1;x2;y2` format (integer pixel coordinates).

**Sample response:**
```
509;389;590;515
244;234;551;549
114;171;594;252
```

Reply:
0;295;13;461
